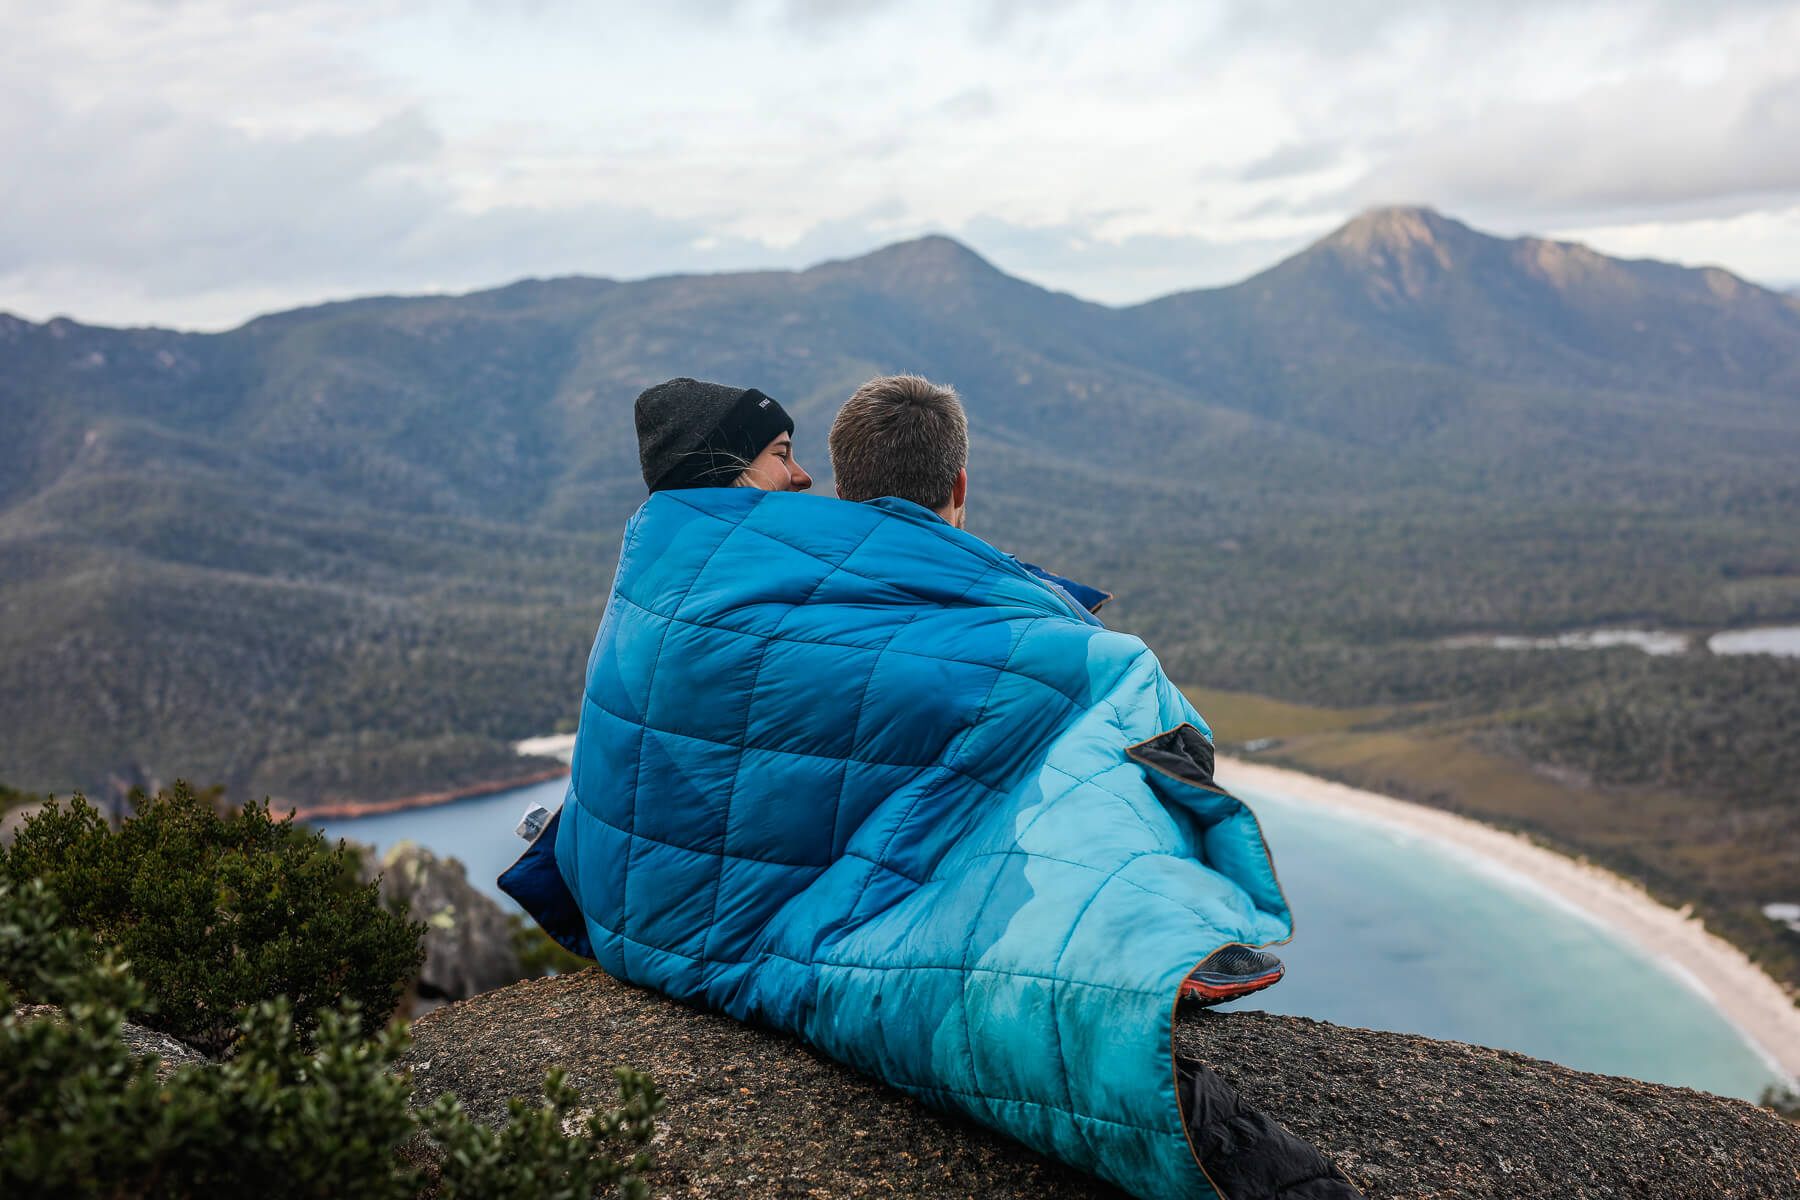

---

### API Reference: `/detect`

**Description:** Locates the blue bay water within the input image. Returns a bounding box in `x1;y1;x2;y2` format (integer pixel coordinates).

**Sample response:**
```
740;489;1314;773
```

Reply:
1216;784;1784;1102
308;773;1786;1102
309;776;570;915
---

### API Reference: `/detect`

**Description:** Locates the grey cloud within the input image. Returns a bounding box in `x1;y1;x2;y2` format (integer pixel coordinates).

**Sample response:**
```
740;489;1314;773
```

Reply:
669;0;1084;37
0;86;1314;331
1212;0;1434;54
386;207;698;282
0;84;800;325
778;0;901;28
1212;0;1795;56
966;0;1092;37
1240;140;1344;183
940;88;999;119
1348;72;1800;222
1198;1;1800;234
687;0;1797;46
0;72;989;329
1231;191;1356;222
0;85;441;293
662;0;901;31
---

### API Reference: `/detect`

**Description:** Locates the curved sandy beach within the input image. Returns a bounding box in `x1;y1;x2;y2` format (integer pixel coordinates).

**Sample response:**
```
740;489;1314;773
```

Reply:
1216;755;1800;1086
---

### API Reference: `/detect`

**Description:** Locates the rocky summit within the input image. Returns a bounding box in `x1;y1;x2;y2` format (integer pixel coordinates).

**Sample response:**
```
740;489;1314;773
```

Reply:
400;969;1800;1199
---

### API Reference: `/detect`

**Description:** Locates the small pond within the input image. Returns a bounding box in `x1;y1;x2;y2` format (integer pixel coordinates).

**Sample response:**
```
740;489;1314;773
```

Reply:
1442;625;1800;659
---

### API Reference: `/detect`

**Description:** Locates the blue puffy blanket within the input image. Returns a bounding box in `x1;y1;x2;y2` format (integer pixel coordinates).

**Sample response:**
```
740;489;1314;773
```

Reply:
542;488;1292;1198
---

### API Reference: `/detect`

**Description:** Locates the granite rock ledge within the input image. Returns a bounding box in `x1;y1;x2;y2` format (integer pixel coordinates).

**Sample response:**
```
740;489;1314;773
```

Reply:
400;970;1800;1199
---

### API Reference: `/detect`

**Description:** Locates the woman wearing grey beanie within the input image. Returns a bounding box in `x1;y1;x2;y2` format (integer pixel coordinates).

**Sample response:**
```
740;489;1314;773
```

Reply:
634;377;813;493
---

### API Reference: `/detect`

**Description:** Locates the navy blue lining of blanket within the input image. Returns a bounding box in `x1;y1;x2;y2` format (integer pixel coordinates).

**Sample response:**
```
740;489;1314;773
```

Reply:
497;807;593;959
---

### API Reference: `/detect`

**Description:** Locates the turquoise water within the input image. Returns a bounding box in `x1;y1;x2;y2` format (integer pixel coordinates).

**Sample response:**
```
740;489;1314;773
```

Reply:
1219;785;1783;1101
308;774;1786;1102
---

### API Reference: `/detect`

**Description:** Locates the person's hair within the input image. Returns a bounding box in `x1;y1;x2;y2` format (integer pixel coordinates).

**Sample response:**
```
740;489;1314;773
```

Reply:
829;375;967;511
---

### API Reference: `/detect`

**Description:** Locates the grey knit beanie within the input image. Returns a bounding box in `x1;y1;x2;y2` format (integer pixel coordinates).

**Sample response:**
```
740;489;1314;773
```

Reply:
634;378;794;493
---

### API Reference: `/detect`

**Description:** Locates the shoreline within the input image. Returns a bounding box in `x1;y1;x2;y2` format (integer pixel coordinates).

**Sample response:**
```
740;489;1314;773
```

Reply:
1217;754;1800;1086
287;737;1800;1083
293;764;570;821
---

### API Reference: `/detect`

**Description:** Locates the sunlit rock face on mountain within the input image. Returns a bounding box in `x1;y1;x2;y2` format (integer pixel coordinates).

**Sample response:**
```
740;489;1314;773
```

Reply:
1312;206;1463;306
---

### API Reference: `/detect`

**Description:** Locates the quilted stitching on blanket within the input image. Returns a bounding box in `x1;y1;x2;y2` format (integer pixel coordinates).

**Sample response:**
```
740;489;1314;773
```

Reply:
556;488;1291;1199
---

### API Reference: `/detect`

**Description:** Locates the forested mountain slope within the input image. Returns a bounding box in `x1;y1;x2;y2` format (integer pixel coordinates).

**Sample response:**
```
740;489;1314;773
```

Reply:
2;207;1795;836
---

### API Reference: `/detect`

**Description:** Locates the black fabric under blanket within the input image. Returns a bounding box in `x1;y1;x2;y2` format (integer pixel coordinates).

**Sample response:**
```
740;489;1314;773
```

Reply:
1177;1055;1365;1199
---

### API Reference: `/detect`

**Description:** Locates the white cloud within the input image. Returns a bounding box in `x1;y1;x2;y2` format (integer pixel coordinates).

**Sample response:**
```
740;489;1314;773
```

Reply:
956;217;1311;304
3;0;1799;327
1551;204;1800;283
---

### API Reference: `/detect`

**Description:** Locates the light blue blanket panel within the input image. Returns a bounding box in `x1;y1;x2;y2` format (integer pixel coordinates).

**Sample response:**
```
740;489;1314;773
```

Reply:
557;489;1291;1198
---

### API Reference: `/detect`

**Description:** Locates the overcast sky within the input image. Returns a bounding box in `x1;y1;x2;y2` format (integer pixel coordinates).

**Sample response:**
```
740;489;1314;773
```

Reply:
7;0;1800;329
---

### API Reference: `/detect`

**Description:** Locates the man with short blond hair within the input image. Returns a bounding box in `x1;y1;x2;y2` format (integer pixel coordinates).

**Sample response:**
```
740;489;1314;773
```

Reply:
825;377;1294;1005
828;373;968;526
829;372;1114;616
823;372;1325;1184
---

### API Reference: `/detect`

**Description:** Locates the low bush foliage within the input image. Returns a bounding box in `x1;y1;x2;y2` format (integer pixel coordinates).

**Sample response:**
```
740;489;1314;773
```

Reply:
0;878;662;1199
1;781;424;1055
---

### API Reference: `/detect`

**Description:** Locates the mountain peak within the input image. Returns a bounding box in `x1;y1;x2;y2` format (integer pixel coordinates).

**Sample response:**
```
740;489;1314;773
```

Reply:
865;233;992;265
1280;206;1489;305
1317;206;1486;268
809;235;1005;292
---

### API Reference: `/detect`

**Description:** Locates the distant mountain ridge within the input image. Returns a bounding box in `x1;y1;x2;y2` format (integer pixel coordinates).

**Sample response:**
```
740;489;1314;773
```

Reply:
6;207;1796;514
1;206;1796;810
1136;207;1800;402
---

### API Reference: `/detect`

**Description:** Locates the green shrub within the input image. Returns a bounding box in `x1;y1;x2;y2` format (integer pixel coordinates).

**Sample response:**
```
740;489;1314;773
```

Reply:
0;878;663;1199
417;1067;661;1199
1;781;424;1055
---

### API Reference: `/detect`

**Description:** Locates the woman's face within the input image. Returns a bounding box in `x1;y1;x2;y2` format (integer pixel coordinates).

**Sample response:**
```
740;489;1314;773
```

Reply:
738;432;813;492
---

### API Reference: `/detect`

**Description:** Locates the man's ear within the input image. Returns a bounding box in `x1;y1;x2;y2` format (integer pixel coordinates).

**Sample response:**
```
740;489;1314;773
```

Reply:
952;468;967;507
835;484;844;499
